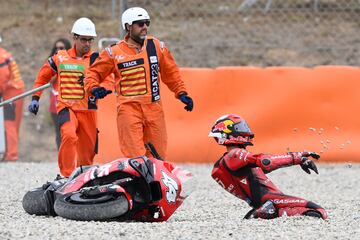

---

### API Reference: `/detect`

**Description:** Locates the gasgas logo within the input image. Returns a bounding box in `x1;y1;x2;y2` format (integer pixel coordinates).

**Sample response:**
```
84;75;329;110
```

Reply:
213;120;234;133
273;199;306;204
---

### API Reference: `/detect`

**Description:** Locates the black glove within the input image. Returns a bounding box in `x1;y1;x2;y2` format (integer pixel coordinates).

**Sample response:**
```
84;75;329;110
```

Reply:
91;87;112;99
300;157;318;174
179;94;193;112
28;96;40;115
78;74;85;86
302;151;320;160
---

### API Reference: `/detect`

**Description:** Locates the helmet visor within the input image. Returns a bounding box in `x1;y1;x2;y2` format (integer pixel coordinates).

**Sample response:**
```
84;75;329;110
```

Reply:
233;121;253;137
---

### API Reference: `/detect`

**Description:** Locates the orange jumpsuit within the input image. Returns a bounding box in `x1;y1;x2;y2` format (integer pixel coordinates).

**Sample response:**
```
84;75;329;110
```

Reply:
0;47;24;161
85;35;187;159
32;46;113;176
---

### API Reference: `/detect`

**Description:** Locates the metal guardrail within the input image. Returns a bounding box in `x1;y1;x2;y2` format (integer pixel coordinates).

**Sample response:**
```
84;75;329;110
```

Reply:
110;0;128;38
0;99;5;157
0;83;51;108
98;37;121;50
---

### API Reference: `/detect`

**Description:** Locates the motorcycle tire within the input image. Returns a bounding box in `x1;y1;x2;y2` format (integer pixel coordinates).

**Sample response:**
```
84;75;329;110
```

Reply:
22;188;47;215
54;193;129;221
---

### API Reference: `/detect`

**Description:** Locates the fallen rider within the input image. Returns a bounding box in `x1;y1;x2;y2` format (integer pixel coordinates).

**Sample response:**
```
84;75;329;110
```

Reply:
209;114;327;219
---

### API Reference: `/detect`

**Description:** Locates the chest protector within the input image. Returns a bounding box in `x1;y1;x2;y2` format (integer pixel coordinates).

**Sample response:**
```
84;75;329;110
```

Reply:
108;38;160;104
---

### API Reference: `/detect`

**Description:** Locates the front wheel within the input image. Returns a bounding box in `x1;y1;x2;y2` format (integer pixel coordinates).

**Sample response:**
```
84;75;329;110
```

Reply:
22;188;47;215
54;193;129;221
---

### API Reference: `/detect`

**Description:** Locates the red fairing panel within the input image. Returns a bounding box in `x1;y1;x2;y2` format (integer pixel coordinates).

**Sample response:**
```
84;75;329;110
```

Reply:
59;158;141;194
133;160;192;222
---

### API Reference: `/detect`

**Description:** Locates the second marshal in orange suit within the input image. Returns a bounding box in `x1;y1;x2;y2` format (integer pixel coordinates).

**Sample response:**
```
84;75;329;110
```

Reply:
0;35;25;161
85;7;194;159
28;18;113;177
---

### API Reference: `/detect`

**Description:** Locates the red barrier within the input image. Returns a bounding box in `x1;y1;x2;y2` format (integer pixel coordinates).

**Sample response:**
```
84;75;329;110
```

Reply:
95;66;360;163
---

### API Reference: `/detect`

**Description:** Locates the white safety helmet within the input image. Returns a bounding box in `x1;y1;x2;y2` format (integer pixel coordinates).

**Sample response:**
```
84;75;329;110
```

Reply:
121;7;150;30
71;17;97;37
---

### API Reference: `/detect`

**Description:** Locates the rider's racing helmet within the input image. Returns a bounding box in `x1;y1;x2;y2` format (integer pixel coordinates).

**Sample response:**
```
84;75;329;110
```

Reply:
208;114;254;146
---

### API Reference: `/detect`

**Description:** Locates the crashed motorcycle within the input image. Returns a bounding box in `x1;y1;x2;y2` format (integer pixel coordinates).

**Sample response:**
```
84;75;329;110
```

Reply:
22;144;193;222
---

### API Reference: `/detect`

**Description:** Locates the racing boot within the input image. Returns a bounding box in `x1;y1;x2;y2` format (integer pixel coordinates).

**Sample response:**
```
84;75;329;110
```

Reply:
278;206;327;219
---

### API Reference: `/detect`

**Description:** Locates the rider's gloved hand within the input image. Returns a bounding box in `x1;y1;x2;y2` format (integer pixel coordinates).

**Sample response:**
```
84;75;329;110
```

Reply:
179;93;193;112
91;87;111;99
289;151;320;174
300;157;318;174
302;151;320;160
28;96;40;115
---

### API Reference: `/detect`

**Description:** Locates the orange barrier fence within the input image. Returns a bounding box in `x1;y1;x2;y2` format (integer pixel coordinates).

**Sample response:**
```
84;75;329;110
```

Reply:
95;66;360;163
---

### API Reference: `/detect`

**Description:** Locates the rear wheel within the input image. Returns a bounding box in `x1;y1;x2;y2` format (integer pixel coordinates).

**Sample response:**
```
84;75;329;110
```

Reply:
54;192;129;221
22;188;47;215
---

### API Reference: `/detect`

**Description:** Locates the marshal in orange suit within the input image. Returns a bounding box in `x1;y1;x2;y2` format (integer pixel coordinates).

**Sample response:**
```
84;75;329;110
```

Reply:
0;37;24;162
28;18;113;177
85;7;194;160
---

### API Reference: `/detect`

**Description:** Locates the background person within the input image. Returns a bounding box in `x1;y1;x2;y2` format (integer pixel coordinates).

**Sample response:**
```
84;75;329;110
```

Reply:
28;18;113;177
85;7;194;159
48;38;71;149
0;34;25;161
